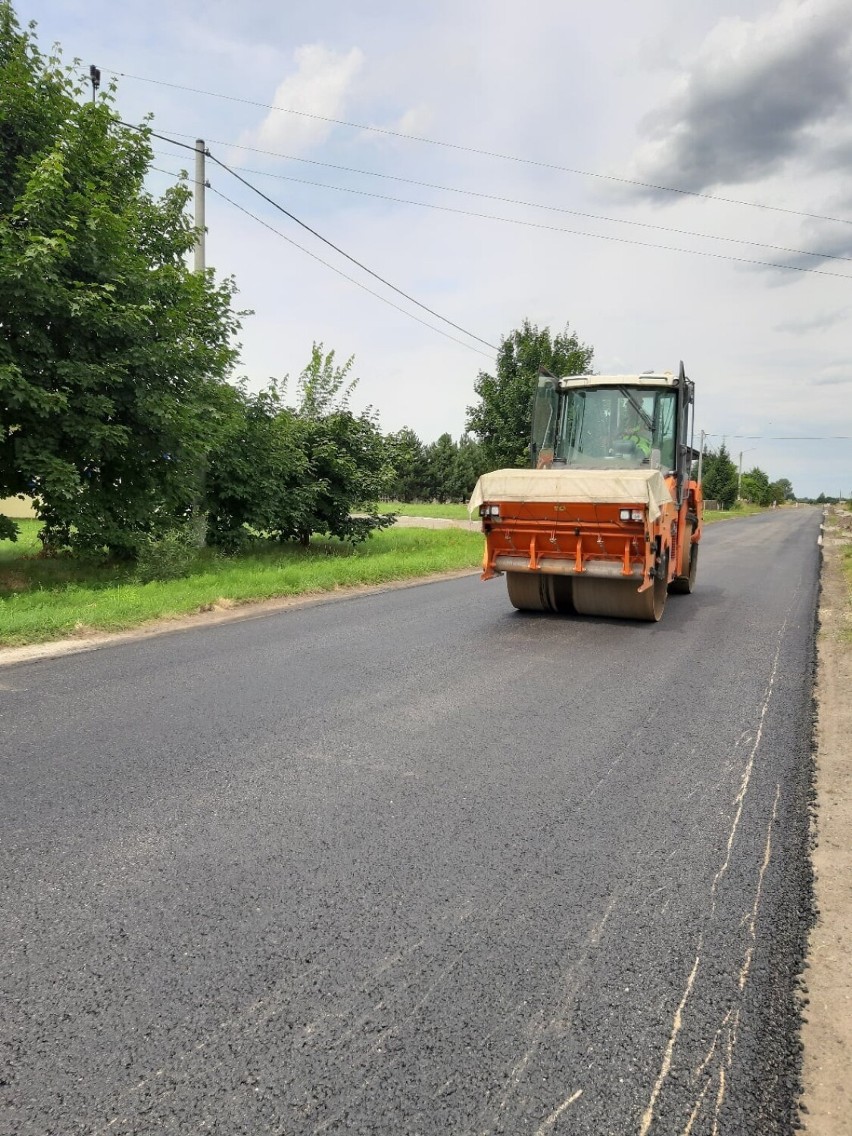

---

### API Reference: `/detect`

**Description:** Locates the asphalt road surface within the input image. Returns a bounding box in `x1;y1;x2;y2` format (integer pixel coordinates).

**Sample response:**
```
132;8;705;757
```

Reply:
1;508;820;1135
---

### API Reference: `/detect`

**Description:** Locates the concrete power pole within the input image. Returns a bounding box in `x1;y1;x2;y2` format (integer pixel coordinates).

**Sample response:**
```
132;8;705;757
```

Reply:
193;139;206;273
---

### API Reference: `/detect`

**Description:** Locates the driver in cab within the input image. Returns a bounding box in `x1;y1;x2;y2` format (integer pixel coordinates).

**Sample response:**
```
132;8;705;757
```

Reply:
619;409;652;461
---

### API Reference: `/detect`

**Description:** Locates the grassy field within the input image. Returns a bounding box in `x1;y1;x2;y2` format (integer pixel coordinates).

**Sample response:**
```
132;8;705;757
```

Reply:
0;521;482;647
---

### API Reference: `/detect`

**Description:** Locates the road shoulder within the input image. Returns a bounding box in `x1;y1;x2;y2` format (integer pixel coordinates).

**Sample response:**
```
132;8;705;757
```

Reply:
801;510;852;1132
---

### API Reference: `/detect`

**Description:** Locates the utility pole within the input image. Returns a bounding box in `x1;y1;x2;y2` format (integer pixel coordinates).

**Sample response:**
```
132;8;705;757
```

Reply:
738;450;744;500
697;429;706;486
193;139;206;273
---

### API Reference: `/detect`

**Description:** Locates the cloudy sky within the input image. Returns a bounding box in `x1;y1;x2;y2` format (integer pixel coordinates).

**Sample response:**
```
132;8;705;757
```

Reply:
24;0;852;497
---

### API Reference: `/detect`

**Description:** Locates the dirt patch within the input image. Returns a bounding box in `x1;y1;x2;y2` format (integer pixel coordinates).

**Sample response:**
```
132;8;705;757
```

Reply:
801;508;852;1132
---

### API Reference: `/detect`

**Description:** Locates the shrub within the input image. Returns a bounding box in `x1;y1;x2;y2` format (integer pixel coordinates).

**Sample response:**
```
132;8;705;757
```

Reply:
134;527;199;583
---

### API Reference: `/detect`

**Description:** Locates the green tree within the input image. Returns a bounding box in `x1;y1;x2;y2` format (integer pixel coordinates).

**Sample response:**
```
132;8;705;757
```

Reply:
466;319;594;469
769;477;795;503
740;466;771;506
702;444;739;509
0;5;241;555
205;381;311;551
423;433;459;502
447;433;489;503
295;342;356;419
384;427;430;501
289;344;393;545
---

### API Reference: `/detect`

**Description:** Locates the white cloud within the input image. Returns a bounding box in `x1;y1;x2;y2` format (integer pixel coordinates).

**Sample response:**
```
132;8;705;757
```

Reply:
627;0;852;194
30;0;850;497
237;44;364;157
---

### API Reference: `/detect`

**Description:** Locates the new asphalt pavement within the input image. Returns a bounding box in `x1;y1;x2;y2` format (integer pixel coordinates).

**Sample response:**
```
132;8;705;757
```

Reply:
1;508;821;1134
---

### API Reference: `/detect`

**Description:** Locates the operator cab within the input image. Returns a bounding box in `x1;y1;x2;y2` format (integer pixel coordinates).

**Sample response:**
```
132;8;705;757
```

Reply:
531;367;694;483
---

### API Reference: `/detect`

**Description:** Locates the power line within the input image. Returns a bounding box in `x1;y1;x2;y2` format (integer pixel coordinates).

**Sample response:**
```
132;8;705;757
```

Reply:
106;67;852;228
124;123;497;352
204;151;498;349
207;186;493;359
188;158;852;267
141;128;852;282
149;163;185;179
152;138;852;265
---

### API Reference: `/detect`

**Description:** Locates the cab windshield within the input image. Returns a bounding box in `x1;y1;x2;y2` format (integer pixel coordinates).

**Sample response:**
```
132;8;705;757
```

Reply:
533;381;677;471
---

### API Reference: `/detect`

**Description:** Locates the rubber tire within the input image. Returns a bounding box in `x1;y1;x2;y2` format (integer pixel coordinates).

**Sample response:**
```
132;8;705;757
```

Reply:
506;572;574;613
669;530;698;595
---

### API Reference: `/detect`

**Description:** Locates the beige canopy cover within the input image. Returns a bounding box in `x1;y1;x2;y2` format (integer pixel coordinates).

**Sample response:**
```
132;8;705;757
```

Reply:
468;468;674;523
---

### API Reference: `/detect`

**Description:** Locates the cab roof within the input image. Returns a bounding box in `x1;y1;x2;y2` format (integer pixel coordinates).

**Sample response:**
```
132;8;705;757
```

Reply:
556;372;679;391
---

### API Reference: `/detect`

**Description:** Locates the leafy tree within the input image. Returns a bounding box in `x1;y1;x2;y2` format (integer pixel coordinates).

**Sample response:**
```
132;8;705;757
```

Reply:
205;382;311;551
295;342;356;419
208;346;394;548
466;319;594;469
769;478;795;503
423;433;458;503
447;433;489;502
740;466;771;506
294;408;393;544
0;5;241;555
289;344;393;545
384;428;430;501
702;443;739;509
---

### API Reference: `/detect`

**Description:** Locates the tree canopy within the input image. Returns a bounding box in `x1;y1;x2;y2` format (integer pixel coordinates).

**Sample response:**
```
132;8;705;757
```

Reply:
701;444;739;509
465;319;594;469
0;3;241;555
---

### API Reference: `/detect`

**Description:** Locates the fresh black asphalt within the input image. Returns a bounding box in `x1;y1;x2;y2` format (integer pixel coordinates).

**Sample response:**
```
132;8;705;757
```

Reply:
1;508;820;1134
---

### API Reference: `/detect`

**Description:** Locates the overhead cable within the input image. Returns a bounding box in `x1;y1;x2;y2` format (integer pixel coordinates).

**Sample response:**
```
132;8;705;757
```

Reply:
203;151;498;349
199;160;852;267
123;123;497;352
106;68;852;227
140;129;852;282
207;186;493;359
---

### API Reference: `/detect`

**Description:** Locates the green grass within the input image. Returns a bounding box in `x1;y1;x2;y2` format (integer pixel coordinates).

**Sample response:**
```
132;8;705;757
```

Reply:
703;503;766;523
378;500;471;520
0;522;483;647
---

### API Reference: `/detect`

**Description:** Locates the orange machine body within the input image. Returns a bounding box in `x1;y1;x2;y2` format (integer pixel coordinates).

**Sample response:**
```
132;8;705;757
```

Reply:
472;366;703;620
480;476;702;591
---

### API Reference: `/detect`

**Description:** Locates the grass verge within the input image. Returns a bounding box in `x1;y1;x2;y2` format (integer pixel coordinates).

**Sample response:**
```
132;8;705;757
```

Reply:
703;503;767;523
378;500;471;520
832;510;852;642
0;522;483;647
